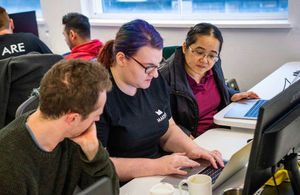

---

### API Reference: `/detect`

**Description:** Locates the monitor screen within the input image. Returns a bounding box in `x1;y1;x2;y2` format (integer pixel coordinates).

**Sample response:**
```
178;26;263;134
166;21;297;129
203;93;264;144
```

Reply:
243;79;300;195
8;11;39;37
77;177;113;195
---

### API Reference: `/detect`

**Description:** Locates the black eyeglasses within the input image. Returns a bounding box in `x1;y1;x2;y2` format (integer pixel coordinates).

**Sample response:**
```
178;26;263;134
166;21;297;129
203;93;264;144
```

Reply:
188;46;219;63
127;55;164;74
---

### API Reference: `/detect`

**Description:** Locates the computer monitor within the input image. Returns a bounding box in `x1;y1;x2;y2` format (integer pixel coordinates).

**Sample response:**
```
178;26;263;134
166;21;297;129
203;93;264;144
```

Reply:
8;11;39;37
77;177;113;195
243;79;300;195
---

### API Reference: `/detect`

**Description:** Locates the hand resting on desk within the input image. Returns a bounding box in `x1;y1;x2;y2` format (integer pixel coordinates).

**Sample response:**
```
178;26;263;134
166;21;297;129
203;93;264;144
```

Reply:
231;91;260;102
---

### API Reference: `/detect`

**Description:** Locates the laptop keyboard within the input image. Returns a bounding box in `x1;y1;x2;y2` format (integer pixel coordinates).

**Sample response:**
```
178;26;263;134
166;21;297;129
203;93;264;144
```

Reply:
179;161;227;184
244;99;268;118
200;165;224;184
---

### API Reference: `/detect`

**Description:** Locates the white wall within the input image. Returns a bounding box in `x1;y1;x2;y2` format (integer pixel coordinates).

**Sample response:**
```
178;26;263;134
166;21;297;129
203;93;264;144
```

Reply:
39;0;82;54
38;0;300;91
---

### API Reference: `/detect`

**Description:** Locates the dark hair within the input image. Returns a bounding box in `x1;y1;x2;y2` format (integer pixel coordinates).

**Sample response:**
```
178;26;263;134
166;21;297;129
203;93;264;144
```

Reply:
62;12;90;38
0;6;10;30
39;59;112;120
98;19;163;67
185;23;223;54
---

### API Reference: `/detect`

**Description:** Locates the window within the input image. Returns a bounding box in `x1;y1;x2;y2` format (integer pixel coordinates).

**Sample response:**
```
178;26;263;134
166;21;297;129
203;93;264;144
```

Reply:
89;0;288;21
0;0;42;17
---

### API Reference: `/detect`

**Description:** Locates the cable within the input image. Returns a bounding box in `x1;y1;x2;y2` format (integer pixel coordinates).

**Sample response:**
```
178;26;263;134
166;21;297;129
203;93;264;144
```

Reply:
283;71;300;91
282;78;291;91
271;166;280;195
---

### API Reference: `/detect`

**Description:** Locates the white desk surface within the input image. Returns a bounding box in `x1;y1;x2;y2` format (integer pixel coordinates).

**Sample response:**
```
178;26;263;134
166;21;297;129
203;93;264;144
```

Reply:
120;128;253;195
214;61;300;130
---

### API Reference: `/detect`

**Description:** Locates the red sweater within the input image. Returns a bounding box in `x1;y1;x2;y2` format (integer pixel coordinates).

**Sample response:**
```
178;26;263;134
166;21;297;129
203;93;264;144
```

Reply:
64;39;103;60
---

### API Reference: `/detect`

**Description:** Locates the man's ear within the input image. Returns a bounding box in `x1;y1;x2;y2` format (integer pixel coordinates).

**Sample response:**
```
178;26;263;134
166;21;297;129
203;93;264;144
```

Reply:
115;52;127;67
10;19;14;31
65;112;80;125
69;29;77;41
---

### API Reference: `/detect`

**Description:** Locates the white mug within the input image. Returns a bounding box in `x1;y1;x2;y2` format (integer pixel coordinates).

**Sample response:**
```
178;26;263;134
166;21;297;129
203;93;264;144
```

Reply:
179;174;212;195
150;182;175;195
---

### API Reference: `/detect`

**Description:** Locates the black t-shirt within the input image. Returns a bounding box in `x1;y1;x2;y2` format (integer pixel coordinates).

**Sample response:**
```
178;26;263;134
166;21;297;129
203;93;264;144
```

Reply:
96;73;172;159
0;33;52;60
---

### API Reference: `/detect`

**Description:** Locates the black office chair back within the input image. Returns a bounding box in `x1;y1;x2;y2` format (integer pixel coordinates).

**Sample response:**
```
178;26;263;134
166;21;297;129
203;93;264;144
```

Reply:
0;53;63;128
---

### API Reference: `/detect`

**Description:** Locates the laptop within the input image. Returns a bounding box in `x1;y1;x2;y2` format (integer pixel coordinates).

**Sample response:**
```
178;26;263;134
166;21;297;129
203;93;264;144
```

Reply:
77;177;113;195
224;99;268;120
161;141;252;190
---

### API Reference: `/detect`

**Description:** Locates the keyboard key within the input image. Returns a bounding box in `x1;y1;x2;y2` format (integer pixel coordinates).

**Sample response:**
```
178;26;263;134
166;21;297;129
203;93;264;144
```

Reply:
200;165;224;184
244;100;268;118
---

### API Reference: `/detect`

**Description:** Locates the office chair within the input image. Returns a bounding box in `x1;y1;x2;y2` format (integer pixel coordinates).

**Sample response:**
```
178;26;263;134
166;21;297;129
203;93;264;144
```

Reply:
15;88;40;118
225;78;240;91
163;46;179;60
0;52;63;128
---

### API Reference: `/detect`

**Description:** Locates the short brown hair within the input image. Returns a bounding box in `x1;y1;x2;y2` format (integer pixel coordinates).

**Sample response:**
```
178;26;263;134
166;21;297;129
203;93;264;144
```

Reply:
39;59;112;120
0;6;10;30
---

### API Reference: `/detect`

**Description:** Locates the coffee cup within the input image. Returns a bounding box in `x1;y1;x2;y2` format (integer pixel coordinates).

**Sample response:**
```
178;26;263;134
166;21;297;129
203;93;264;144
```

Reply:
179;174;212;195
150;182;175;195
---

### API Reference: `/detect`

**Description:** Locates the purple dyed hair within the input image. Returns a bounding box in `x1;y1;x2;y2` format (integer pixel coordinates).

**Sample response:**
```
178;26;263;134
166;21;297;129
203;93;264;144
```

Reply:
98;19;163;67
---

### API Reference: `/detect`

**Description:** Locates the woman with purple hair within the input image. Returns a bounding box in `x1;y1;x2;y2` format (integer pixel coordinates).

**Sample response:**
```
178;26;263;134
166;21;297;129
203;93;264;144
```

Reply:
96;19;223;182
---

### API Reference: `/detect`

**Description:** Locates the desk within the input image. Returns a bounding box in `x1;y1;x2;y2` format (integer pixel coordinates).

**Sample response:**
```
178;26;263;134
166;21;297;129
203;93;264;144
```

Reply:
120;128;253;195
214;61;300;130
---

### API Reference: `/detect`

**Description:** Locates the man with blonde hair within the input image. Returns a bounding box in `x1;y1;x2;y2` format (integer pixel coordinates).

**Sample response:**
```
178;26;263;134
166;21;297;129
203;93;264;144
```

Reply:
0;6;52;60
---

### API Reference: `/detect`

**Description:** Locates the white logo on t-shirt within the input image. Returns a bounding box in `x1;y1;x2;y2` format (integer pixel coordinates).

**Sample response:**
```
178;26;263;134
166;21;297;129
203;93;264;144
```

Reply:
1;43;25;56
155;109;167;122
155;109;163;116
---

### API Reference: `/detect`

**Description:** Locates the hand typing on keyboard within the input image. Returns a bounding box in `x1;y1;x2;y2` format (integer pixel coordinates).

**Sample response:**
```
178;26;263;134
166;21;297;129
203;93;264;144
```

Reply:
231;91;260;102
156;153;201;175
186;146;224;169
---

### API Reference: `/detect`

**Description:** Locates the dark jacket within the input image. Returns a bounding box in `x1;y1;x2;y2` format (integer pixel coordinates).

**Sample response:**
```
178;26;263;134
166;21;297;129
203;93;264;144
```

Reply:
0;53;63;128
160;47;238;136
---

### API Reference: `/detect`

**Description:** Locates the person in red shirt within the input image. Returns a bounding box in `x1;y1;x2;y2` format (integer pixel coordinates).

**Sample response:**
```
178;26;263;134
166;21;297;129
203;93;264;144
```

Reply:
62;12;103;61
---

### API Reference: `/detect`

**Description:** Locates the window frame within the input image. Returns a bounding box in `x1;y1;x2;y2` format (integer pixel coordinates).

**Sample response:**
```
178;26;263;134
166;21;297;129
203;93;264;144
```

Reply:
86;0;290;28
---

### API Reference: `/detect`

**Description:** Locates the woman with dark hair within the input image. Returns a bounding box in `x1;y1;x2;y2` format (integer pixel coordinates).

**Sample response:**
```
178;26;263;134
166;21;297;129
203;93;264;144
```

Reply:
96;19;224;182
160;23;259;137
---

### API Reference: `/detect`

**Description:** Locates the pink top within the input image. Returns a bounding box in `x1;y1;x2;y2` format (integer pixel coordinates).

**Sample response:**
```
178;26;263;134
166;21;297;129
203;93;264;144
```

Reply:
186;69;221;136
